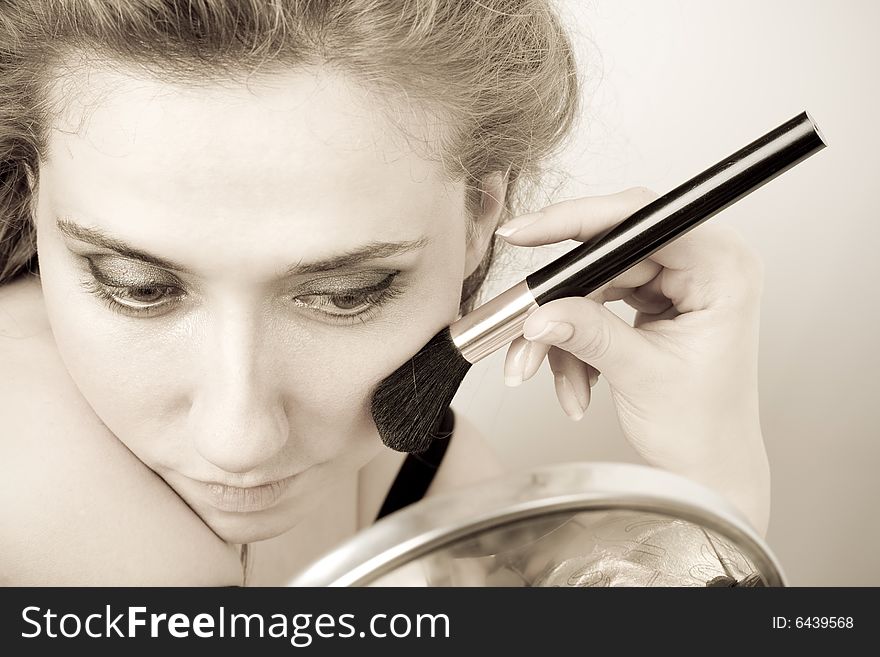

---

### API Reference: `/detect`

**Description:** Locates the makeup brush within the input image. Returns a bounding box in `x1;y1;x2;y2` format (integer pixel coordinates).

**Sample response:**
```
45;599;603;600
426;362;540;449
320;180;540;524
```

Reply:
372;111;827;453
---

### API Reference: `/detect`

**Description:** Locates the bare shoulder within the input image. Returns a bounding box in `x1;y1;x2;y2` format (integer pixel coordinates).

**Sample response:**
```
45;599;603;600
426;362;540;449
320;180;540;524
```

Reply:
0;276;241;585
425;410;506;497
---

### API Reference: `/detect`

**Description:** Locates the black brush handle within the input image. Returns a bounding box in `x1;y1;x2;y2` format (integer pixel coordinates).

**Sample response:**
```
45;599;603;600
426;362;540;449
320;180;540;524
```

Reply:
525;111;826;304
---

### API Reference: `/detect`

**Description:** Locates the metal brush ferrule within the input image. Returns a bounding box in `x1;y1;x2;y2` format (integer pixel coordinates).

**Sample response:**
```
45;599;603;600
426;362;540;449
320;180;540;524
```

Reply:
450;280;539;364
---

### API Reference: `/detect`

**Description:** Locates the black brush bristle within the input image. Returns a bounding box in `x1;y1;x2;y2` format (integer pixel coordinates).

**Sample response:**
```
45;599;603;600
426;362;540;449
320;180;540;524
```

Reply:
370;327;472;453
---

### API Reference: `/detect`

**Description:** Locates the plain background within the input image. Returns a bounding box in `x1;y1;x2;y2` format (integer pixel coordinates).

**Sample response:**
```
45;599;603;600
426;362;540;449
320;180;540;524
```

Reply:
452;0;880;586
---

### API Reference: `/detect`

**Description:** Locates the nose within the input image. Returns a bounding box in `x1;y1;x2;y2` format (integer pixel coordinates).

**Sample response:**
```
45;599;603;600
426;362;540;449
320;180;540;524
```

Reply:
188;304;289;474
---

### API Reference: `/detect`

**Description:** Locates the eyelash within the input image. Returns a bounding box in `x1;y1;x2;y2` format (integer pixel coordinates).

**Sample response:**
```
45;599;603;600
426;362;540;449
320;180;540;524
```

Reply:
81;273;403;324
81;279;185;318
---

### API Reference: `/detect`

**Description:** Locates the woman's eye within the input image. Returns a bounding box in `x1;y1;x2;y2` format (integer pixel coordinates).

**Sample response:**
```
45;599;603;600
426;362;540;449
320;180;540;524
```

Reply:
293;274;401;321
325;293;370;311
293;289;391;316
112;285;182;308
84;279;185;316
81;257;185;316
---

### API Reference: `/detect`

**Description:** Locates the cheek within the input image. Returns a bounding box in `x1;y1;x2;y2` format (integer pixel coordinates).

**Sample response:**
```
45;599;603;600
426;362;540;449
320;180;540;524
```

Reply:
37;249;184;449
287;259;467;415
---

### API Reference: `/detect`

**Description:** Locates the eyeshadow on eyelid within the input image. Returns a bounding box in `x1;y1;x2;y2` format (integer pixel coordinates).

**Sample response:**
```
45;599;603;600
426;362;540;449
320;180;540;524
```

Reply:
297;272;397;293
87;256;176;285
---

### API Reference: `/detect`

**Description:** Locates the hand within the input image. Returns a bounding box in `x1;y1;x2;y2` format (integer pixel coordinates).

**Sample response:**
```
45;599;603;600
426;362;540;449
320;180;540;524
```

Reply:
497;187;771;536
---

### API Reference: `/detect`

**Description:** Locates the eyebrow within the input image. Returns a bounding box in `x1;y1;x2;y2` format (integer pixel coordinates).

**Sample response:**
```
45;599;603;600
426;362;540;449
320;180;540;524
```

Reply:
56;218;430;276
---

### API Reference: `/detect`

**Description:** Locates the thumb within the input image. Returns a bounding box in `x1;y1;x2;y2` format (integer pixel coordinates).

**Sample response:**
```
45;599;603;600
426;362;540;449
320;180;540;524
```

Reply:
521;297;657;387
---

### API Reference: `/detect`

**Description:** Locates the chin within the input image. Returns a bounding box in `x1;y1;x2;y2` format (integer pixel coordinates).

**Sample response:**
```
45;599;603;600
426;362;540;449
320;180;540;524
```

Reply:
201;505;302;544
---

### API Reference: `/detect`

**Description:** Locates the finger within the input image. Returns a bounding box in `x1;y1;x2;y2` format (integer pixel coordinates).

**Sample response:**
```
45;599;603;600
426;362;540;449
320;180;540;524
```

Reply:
503;335;551;387
495;187;658;247
650;222;750;272
634;304;681;328
547;347;591;421
591;259;663;303
522;296;660;389
647;224;765;312
623;271;674;315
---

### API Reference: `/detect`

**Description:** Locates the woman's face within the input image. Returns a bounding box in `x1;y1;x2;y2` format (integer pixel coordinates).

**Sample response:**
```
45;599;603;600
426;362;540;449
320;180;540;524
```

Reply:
34;63;486;543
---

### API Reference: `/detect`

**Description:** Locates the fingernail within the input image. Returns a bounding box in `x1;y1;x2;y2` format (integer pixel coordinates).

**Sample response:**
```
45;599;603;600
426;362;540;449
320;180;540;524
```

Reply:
524;321;574;343
521;341;546;382
554;374;586;421
504;340;544;386
504;342;526;387
495;212;543;238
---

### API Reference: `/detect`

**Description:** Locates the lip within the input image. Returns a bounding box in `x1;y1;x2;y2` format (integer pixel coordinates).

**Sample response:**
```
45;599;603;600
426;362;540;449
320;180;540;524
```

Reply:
200;475;296;513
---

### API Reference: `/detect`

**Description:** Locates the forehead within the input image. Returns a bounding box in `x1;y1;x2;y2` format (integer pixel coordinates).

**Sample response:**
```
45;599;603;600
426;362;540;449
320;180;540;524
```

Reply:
39;62;460;271
46;62;445;186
